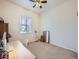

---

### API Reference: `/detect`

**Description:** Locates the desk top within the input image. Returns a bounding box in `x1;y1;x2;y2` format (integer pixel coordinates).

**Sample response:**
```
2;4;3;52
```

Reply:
8;40;35;59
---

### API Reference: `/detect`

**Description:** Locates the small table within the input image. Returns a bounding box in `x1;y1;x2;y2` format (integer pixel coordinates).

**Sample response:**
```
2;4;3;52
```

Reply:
0;50;8;59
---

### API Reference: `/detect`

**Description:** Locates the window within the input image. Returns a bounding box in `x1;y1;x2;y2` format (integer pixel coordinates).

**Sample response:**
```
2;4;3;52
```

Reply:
20;16;32;33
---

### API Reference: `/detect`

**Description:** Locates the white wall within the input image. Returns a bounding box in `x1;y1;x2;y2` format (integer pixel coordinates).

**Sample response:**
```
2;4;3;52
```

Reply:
40;0;78;52
0;0;40;43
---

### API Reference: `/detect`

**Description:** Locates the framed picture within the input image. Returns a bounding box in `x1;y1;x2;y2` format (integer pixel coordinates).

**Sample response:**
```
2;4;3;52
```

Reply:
20;16;32;33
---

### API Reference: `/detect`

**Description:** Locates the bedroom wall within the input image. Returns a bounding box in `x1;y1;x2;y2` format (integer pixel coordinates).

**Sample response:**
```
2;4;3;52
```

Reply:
0;0;40;43
40;0;78;52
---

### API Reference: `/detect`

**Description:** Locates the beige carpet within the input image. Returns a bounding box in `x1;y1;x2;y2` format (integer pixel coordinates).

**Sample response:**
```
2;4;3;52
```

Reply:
27;41;77;59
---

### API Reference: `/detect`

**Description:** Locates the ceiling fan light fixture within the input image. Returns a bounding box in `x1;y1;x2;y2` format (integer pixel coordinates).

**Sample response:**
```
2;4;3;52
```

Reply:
36;2;39;6
39;5;42;8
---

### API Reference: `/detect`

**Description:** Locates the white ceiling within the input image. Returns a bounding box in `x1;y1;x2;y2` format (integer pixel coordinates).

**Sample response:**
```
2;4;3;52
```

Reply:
8;0;69;14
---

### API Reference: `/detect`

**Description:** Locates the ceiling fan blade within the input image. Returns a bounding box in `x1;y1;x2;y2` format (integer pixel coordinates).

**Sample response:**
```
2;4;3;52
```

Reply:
41;1;47;3
29;0;36;2
37;0;40;2
33;4;36;8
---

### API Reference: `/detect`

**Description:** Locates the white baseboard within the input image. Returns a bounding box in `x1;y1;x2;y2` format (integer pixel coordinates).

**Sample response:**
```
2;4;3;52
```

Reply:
50;41;78;53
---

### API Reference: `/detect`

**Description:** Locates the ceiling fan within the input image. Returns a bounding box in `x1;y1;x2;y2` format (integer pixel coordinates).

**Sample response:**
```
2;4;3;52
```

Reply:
29;0;47;8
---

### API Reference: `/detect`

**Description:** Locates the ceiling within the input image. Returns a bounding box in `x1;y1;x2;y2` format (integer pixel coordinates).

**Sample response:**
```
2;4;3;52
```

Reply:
7;0;69;14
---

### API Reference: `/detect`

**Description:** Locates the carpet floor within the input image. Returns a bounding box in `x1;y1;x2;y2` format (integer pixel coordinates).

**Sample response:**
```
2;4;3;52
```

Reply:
27;41;77;59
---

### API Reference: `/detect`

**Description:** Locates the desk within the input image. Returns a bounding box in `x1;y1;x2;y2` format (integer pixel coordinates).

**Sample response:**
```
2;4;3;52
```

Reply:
9;40;35;59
